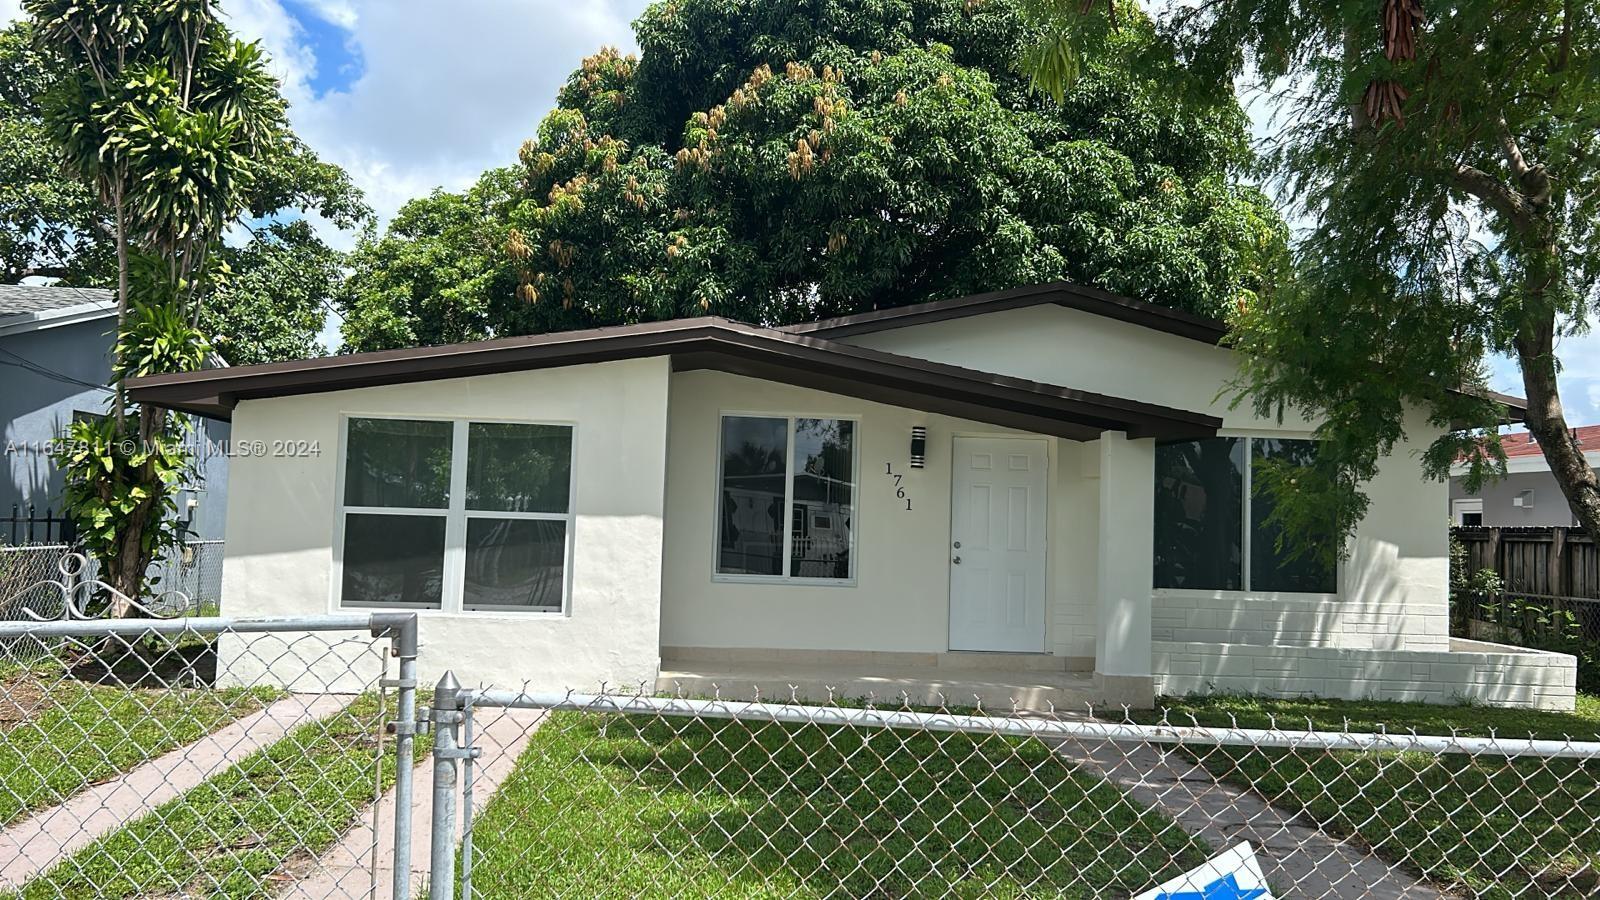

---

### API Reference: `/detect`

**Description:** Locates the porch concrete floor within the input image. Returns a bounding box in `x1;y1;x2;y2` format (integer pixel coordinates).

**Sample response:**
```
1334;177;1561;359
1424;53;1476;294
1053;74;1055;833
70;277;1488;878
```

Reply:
656;660;1099;712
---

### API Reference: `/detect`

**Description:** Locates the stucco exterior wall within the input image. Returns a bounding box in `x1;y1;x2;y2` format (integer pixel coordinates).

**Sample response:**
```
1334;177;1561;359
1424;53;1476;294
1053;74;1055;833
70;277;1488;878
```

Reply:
1;318;115;523
1449;469;1582;527
0;316;230;541
217;357;672;692
659;370;1103;661
1153;638;1577;711
846;305;1451;654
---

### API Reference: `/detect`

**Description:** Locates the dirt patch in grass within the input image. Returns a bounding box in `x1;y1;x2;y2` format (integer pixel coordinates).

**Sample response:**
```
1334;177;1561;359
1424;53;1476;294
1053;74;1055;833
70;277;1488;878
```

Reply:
67;639;218;688
0;675;47;728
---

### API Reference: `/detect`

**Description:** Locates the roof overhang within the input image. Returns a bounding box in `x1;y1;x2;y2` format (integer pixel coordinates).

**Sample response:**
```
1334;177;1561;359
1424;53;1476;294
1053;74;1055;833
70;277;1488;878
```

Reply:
126;317;1221;441
786;281;1527;427
0;300;117;338
785;281;1229;344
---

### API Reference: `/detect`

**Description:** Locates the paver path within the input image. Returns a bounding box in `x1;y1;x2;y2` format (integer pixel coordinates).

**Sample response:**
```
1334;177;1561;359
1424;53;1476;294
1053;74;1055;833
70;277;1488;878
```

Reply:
286;707;546;900
1053;738;1447;899
0;692;352;890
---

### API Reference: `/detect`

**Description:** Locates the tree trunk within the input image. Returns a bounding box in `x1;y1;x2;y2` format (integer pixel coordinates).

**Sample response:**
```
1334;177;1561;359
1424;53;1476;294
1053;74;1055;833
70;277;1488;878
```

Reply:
1514;314;1600;536
103;404;171;614
112;191;130;426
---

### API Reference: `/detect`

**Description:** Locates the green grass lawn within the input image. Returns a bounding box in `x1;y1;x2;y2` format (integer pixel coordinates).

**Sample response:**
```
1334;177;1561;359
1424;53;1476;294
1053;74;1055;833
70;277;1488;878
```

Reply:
0;671;272;826
1132;693;1600;900
10;693;421;900
465;712;1210;899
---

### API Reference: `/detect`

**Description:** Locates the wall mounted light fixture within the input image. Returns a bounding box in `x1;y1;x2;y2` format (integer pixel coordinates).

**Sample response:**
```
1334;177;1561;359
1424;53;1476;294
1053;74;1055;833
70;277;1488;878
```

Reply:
910;426;927;468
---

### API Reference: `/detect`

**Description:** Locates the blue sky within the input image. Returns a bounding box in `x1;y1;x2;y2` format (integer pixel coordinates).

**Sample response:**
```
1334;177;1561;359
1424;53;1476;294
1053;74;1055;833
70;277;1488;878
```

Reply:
0;0;1590;423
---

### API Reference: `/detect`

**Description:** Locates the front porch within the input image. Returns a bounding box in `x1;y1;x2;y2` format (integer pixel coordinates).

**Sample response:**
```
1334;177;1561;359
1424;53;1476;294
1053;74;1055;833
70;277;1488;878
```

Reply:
657;647;1139;710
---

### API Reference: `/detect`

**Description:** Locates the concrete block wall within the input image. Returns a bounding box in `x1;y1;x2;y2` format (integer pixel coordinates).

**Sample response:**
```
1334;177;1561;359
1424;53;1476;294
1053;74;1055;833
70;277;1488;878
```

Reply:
1152;592;1450;652
1153;638;1577;711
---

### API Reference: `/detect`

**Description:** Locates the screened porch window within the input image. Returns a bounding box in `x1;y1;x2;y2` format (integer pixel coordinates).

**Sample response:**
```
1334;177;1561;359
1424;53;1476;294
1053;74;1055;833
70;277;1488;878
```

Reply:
1153;436;1336;594
716;415;857;582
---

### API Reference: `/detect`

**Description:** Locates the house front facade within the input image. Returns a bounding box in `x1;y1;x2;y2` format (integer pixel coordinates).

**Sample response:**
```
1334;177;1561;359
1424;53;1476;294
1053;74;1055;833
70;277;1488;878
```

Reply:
128;282;1578;710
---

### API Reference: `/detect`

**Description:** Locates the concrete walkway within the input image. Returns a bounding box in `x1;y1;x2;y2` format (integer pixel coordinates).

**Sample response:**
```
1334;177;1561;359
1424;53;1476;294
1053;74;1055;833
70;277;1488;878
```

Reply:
0;692;352;890
1053;738;1446;899
286;707;545;900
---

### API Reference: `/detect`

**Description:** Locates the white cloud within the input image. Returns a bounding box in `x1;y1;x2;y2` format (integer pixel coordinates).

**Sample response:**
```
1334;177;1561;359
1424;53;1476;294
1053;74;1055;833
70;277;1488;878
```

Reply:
294;0;358;31
226;0;647;230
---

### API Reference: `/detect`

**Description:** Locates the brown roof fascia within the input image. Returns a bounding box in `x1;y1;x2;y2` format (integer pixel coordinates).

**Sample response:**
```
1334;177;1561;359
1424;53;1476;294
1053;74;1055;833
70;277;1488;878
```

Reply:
126;317;1222;440
784;281;1529;425
783;281;1230;344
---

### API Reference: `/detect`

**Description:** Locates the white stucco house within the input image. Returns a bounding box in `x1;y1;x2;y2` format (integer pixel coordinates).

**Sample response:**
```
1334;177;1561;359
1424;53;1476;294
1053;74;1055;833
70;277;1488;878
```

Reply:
127;282;1578;710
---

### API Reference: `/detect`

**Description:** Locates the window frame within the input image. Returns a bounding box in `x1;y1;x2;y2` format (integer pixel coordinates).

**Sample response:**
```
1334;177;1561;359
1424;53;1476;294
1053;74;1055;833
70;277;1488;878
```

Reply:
1451;498;1484;527
712;410;861;587
1155;432;1340;598
332;413;578;616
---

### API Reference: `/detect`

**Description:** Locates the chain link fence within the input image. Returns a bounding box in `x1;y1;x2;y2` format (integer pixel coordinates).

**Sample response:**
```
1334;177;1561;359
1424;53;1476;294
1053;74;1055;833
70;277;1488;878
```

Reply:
0;597;1597;899
0;540;225;620
432;688;1600;900
0;612;414;900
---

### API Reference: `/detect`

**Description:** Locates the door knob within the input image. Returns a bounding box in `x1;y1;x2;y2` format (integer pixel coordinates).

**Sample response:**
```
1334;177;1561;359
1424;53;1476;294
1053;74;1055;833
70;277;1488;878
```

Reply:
952;540;961;549
952;556;962;564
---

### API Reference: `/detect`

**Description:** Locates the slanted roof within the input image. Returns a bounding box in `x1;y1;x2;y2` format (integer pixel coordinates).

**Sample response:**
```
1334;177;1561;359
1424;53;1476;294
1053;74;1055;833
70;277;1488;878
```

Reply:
0;284;116;336
0;283;114;317
126;316;1222;441
1501;425;1600;458
784;281;1228;343
785;280;1527;424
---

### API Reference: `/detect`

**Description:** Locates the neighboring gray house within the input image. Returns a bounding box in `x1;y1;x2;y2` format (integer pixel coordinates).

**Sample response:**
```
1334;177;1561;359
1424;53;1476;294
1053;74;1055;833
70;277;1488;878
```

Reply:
1448;425;1600;526
0;284;228;543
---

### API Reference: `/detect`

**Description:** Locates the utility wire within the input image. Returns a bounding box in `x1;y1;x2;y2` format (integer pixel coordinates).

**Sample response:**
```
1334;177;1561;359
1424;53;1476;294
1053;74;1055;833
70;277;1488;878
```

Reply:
0;346;114;393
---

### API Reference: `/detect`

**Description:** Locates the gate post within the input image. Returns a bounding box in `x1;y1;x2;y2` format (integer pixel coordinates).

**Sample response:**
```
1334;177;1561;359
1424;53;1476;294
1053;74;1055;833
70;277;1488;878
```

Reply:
429;671;464;900
371;614;420;900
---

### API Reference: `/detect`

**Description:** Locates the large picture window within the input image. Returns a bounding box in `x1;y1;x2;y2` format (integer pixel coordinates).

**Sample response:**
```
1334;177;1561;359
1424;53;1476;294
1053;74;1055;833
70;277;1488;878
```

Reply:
1154;436;1336;594
716;415;856;582
337;417;574;613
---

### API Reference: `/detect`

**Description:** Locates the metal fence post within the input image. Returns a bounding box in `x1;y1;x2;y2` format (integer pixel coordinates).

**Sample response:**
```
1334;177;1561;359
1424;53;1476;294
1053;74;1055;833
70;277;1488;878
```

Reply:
429;671;463;900
371;614;420;900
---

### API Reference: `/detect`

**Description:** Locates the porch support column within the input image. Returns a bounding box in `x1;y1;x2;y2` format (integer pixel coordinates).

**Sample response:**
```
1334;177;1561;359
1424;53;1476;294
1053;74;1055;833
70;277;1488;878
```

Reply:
1094;431;1156;707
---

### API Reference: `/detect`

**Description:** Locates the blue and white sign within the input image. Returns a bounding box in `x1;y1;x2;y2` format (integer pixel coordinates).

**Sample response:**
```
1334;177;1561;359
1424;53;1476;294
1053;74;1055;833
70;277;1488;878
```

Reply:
1132;841;1276;900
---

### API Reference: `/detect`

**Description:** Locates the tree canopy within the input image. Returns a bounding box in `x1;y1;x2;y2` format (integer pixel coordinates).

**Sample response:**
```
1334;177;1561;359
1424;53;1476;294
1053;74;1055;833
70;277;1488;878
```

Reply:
22;0;363;599
0;16;364;364
340;0;1287;352
1022;0;1600;553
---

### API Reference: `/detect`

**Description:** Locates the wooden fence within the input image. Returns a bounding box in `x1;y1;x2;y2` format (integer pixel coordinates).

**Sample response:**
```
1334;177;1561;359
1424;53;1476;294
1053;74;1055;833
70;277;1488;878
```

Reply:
1452;526;1600;600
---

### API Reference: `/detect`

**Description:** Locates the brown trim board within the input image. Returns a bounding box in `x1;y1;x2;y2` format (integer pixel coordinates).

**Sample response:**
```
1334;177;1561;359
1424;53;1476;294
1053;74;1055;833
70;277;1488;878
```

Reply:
784;281;1527;423
127;317;1222;440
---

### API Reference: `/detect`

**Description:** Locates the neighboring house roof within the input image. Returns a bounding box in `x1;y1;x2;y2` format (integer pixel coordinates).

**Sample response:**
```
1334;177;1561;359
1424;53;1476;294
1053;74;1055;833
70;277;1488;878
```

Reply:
1453;424;1600;475
126;316;1223;440
1500;425;1600;457
0;284;116;337
786;281;1527;423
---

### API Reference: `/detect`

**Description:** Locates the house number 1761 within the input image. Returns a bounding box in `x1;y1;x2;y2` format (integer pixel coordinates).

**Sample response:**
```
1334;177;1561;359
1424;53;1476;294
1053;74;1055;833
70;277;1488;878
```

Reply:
885;463;913;510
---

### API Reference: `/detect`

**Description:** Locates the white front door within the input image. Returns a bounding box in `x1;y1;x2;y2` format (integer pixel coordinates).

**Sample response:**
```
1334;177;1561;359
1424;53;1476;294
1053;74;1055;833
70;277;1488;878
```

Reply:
948;437;1048;652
